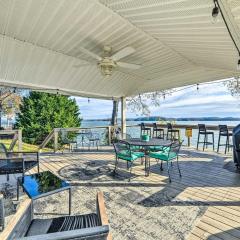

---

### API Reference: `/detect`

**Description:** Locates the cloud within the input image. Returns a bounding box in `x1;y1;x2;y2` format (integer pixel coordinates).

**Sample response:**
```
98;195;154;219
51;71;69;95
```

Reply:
74;81;240;119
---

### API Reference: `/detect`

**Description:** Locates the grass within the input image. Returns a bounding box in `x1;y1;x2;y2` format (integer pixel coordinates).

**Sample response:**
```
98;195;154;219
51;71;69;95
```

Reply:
0;139;52;152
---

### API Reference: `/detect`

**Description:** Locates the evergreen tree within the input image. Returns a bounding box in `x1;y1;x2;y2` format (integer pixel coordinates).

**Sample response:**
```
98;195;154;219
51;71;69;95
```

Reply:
15;92;81;144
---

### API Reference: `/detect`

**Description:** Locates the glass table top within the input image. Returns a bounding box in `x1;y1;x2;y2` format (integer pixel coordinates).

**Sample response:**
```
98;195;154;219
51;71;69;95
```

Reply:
19;171;70;198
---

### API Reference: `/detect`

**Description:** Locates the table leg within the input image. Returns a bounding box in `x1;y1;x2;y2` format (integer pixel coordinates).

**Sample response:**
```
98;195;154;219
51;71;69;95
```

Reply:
145;155;150;177
148;157;150;175
69;188;71;215
145;155;147;176
17;179;19;201
31;200;34;219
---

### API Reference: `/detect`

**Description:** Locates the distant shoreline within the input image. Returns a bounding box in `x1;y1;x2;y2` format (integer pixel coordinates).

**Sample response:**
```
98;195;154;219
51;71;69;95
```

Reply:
83;117;240;122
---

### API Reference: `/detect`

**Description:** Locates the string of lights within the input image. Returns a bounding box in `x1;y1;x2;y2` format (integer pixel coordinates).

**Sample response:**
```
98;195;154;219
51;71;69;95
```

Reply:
169;77;235;95
212;0;240;70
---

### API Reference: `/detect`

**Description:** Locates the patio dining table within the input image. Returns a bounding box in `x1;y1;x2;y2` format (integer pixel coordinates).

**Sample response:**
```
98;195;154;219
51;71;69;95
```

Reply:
76;130;91;148
123;138;172;176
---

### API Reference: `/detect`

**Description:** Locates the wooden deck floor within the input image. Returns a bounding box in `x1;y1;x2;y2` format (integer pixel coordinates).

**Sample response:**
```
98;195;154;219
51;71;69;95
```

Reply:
4;146;240;240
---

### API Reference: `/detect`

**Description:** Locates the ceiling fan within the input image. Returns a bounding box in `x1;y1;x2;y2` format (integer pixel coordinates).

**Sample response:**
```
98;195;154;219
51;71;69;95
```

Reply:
75;46;141;76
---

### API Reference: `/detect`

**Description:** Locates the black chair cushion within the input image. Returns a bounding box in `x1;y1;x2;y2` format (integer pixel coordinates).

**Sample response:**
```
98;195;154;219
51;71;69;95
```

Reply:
26;219;53;236
47;213;101;233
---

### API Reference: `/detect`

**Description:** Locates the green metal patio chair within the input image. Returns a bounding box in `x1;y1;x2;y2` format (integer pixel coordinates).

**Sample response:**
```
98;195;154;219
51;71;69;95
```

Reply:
113;140;144;181
149;140;183;182
116;132;142;154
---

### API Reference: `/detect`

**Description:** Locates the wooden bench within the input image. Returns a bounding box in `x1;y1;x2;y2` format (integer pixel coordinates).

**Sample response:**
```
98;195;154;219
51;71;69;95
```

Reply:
0;192;111;240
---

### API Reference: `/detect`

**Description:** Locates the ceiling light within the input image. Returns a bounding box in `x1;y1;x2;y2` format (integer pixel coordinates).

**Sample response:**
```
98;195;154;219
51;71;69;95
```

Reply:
237;59;240;71
98;58;116;77
212;0;219;18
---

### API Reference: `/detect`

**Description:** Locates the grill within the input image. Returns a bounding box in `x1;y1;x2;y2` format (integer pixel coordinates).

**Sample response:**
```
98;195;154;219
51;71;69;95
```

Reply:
233;124;240;168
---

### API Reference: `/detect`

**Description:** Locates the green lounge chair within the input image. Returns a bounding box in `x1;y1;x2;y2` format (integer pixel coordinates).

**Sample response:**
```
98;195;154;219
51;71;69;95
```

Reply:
113;140;144;181
149;141;183;182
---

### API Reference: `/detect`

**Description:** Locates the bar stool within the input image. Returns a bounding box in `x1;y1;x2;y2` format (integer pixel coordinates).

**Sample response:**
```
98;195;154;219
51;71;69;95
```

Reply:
217;125;233;154
152;123;164;139
197;124;215;151
166;123;180;140
140;122;151;136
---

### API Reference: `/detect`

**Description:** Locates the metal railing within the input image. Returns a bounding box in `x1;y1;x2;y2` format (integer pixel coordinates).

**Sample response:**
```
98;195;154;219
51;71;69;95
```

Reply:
33;123;237;152
0;129;22;151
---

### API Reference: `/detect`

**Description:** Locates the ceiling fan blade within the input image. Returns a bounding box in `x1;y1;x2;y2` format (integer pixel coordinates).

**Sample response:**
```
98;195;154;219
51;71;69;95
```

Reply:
73;63;93;68
111;47;136;61
79;47;102;61
117;62;141;70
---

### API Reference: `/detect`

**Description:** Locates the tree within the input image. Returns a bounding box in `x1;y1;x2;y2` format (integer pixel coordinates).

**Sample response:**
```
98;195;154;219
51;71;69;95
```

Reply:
225;77;240;97
127;91;171;116
0;87;22;129
15;92;81;144
110;90;171;126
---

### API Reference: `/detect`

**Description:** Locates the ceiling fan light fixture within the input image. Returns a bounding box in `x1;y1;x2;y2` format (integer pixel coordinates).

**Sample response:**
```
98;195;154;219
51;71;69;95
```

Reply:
237;58;240;71
212;0;219;18
100;65;113;76
78;45;140;76
98;58;116;77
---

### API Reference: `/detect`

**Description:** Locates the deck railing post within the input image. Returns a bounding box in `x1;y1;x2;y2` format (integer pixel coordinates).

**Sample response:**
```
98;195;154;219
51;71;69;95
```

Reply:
18;129;22;152
108;126;112;145
121;97;126;138
54;129;59;152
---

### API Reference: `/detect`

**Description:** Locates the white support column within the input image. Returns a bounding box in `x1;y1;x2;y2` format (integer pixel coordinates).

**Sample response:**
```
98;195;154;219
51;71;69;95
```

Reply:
121;97;126;138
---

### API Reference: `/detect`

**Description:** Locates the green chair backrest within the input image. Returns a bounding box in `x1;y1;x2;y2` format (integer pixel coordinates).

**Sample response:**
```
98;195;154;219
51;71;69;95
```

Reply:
168;140;183;157
113;140;132;158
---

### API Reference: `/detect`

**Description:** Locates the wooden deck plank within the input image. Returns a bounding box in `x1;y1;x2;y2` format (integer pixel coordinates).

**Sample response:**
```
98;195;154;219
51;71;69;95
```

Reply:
199;216;240;239
20;147;240;240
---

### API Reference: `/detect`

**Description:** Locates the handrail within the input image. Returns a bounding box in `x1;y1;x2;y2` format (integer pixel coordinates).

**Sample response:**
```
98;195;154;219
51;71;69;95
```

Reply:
38;125;140;152
38;129;54;150
8;133;18;151
38;123;237;152
0;129;22;151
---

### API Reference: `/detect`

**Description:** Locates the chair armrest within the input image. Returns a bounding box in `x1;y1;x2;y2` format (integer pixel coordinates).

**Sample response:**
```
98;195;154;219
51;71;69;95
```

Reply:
96;192;112;240
17;226;110;240
96;192;109;226
0;199;32;240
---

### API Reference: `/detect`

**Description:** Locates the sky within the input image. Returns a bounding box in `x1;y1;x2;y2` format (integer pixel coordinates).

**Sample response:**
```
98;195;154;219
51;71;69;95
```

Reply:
74;79;240;120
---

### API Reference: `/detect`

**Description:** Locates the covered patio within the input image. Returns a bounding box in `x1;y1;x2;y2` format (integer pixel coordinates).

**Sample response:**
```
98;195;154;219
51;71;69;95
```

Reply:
3;146;238;240
0;0;240;239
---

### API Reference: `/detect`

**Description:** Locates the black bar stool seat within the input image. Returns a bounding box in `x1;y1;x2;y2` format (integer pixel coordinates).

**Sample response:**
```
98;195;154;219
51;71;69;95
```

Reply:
217;125;233;154
197;124;215;151
152;123;164;139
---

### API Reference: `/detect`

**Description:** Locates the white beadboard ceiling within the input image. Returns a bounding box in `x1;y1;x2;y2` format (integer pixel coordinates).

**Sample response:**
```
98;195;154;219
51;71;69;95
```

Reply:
0;0;239;99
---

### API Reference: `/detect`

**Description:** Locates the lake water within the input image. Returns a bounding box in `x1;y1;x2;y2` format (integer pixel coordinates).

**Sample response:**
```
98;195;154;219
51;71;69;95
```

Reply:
82;120;239;148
